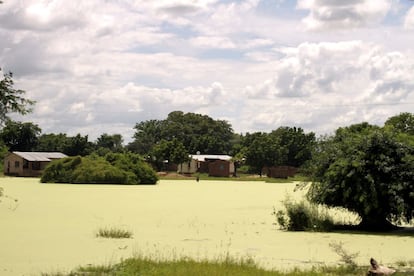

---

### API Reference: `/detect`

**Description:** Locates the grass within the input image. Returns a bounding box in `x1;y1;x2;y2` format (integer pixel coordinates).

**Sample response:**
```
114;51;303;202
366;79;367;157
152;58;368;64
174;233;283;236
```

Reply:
42;255;374;276
95;226;133;239
159;172;309;183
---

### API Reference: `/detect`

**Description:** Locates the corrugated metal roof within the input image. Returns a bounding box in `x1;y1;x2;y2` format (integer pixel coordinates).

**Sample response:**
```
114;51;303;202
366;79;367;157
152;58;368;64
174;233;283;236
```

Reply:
190;154;232;161
12;152;67;162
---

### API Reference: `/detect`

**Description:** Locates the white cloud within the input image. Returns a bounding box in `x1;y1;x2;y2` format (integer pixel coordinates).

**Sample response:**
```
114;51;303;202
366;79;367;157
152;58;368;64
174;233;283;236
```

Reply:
239;40;414;135
190;36;236;49
297;0;392;30
2;0;414;144
404;6;414;29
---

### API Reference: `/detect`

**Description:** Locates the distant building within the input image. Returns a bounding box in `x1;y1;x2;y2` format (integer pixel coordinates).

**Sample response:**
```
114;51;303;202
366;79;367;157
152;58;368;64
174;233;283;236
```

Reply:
263;166;298;179
4;151;68;177
177;154;235;177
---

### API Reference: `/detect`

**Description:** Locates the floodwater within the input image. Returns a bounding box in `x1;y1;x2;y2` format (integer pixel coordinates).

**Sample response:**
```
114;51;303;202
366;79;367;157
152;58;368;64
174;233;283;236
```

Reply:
0;177;413;275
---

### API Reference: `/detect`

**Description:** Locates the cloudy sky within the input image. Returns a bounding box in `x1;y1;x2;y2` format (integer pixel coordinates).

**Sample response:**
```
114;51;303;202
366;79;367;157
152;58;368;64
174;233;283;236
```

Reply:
1;0;414;143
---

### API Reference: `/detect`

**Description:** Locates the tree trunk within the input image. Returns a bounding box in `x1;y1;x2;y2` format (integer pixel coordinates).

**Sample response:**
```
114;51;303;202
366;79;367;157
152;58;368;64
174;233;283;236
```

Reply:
359;216;398;231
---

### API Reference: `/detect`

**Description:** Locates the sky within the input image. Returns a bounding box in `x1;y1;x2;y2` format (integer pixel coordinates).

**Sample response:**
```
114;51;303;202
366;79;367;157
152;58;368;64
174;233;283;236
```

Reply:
1;0;414;144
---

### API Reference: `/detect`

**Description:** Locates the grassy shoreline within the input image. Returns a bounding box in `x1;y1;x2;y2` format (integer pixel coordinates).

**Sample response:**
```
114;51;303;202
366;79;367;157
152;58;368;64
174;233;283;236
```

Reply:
42;255;414;276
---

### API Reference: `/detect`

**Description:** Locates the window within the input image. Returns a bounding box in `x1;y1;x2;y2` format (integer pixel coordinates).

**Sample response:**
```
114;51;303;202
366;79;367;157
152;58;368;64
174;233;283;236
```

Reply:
32;161;41;170
14;161;20;168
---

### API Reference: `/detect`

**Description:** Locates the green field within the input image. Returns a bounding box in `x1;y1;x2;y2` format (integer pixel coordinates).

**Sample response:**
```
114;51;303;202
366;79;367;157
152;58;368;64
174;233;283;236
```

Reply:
1;177;413;275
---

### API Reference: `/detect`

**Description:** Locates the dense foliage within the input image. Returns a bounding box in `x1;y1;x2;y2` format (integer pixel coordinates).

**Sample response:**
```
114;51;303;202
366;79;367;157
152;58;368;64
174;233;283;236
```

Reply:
274;198;334;232
307;122;414;230
0;70;35;125
41;153;158;184
241;127;315;175
0;120;41;151
130;111;234;155
149;138;189;171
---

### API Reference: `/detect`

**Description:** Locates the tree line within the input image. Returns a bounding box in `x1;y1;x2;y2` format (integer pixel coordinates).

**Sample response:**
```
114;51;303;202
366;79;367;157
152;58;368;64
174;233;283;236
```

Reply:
0;111;317;174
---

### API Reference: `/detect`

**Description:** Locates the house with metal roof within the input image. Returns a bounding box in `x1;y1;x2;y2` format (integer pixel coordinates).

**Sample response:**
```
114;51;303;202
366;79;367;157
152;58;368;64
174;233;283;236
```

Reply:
4;151;68;177
177;154;235;177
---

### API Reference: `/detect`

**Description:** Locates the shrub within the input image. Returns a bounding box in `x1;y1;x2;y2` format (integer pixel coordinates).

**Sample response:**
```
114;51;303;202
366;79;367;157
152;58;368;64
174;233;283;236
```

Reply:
274;197;334;231
41;156;82;183
41;153;158;184
104;152;158;184
71;157;131;184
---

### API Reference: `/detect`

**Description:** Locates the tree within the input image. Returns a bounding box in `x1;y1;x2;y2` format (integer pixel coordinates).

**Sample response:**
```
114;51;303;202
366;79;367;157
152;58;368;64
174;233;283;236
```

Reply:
0;70;35;125
95;133;124;152
307;124;414;230
271;127;316;167
35;133;69;152
129;119;163;154
130;111;234;155
0;120;41;151
149;138;189;171
161;111;234;154
244;132;288;176
384;112;414;135
63;134;93;156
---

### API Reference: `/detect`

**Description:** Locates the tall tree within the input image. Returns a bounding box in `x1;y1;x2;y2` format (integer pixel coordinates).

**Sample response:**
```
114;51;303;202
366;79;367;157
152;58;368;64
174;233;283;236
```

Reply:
63;134;92;156
150;138;189;170
161;111;234;154
0;70;35;125
129;119;163;154
0;120;41;151
35;133;69;152
384;112;414;135
130;111;234;155
96;133;124;152
244;132;288;176
271;127;316;167
307;124;414;230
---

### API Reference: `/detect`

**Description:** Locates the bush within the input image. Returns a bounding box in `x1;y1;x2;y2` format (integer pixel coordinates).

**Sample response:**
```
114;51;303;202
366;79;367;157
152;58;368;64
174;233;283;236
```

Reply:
41;153;158;185
104;152;159;184
274;197;334;231
41;156;82;183
71;158;131;184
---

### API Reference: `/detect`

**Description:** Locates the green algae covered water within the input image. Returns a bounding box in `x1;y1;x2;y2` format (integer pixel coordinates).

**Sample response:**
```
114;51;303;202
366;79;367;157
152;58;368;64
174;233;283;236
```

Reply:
0;177;413;275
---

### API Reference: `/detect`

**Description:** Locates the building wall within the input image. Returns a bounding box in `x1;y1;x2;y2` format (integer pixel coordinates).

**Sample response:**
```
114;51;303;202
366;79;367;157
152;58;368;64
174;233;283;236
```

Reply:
177;159;198;174
4;154;24;176
208;160;235;177
177;157;235;177
265;166;298;179
4;153;51;177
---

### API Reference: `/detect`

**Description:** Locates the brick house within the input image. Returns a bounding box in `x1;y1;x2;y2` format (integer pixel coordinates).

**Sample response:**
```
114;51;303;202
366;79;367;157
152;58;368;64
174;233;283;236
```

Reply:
177;154;235;177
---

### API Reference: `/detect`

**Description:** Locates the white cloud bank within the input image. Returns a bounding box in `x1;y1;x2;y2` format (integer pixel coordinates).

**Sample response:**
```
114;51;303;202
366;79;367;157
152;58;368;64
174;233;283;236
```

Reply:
404;6;414;29
1;0;414;143
297;0;392;30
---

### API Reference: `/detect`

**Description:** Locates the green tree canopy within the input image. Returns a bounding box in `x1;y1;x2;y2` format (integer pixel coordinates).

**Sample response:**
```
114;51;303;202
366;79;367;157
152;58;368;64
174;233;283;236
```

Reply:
270;127;316;167
130;111;234;156
244;132;288;175
307;123;414;230
35;133;69;152
149;138;189;171
0;70;35;125
95;133;124;153
241;127;315;175
0;120;41;151
384;112;414;135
